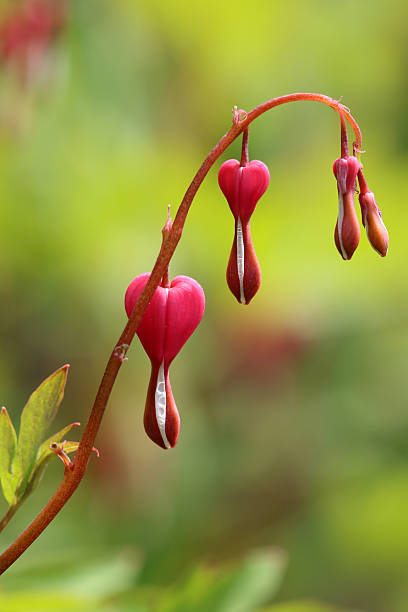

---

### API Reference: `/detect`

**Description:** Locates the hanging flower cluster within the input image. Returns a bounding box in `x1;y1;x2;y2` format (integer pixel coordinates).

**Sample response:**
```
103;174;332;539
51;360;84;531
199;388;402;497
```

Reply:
0;93;392;575
125;103;389;451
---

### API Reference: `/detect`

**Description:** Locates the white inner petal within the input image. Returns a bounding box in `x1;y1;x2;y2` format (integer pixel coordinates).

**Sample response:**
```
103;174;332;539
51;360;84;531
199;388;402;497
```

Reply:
236;217;245;304
337;191;347;260
155;360;170;449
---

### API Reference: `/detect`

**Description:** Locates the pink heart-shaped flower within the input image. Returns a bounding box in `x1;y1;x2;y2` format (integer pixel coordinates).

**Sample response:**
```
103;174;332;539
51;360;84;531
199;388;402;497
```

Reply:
218;159;270;223
218;158;269;304
125;274;205;365
125;273;205;449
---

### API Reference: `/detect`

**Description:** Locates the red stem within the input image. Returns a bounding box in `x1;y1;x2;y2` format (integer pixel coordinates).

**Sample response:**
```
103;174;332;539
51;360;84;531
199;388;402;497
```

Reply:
240;128;249;166
0;92;362;573
338;107;349;158
357;169;369;194
160;206;172;288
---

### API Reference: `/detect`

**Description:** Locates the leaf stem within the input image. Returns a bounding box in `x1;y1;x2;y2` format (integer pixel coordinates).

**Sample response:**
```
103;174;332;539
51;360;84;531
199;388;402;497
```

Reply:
0;92;362;573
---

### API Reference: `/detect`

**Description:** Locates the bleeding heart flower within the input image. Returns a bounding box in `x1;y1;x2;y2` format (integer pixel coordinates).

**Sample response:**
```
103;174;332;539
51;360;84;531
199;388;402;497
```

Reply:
333;155;361;260
125;274;205;449
218;159;269;304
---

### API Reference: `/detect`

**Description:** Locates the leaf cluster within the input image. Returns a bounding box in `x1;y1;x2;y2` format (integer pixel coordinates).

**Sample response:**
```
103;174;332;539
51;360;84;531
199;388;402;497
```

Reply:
0;366;79;516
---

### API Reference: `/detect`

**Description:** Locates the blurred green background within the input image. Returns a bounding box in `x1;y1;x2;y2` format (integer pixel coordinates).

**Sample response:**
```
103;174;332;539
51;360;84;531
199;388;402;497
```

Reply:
1;0;408;610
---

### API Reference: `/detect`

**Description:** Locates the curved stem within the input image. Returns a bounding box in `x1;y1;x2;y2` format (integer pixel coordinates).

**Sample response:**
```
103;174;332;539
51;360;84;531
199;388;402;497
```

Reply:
243;93;362;149
0;92;362;573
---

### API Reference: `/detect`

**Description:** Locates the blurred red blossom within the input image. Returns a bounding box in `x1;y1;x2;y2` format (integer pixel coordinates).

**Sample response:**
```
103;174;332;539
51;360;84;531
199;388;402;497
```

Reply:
0;0;67;83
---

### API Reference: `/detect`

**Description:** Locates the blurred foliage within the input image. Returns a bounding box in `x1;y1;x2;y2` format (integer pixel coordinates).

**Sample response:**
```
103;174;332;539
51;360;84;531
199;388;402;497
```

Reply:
0;548;285;611
1;0;408;610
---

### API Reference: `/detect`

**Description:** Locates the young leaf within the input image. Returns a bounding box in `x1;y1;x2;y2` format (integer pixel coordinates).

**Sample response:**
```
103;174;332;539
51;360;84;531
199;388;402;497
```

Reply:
39;440;80;469
19;422;81;498
0;407;17;505
11;365;69;496
17;441;80;506
36;422;80;465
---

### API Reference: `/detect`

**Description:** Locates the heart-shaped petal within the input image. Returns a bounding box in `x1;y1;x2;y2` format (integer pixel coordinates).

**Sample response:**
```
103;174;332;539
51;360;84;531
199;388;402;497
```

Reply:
125;274;205;366
164;276;205;363
218;159;270;223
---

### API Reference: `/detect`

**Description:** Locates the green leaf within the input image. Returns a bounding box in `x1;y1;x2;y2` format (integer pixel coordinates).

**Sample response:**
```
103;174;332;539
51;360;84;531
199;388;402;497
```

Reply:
0;407;17;505
22;422;80;497
155;548;287;612
11;365;69;496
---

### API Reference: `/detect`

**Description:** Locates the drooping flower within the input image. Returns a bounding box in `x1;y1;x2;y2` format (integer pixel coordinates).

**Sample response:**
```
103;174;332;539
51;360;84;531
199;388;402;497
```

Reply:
218;159;269;304
125;274;205;449
333;155;361;260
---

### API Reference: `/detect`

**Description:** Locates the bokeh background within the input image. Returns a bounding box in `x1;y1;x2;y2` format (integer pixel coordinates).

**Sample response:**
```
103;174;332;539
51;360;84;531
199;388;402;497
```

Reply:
0;0;408;610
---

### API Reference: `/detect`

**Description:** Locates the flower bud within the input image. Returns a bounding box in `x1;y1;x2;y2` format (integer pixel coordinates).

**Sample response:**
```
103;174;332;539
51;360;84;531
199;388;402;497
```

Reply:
333;156;361;260
125;274;205;449
218;159;269;304
359;190;389;257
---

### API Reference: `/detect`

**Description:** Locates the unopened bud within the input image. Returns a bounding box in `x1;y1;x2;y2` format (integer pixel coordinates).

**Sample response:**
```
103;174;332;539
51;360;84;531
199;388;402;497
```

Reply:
333;156;361;260
359;191;389;257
